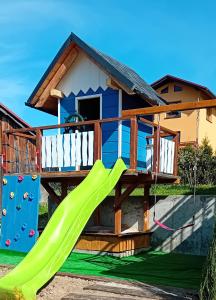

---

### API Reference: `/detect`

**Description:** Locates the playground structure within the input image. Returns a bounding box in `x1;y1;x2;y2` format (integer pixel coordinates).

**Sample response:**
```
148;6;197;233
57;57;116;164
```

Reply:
1;32;216;299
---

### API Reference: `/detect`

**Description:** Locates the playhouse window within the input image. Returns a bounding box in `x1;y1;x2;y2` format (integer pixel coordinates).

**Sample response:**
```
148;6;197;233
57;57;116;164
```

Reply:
160;86;169;94
166;101;181;119
77;97;101;121
206;108;213;123
174;85;183;92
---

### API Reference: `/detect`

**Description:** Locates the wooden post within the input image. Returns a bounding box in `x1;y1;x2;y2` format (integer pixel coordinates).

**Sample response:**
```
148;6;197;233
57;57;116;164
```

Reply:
93;207;100;226
143;184;151;232
130;116;138;170
61;182;68;200
153;126;160;173
36;129;42;173
94;122;102;161
114;182;122;235
173;132;180;176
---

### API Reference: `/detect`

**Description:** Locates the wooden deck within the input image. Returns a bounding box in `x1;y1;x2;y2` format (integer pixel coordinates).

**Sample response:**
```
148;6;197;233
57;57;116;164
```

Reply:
75;231;152;255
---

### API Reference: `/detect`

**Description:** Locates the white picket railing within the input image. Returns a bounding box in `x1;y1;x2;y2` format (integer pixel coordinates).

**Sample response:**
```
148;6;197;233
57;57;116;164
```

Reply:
146;137;175;174
42;131;94;169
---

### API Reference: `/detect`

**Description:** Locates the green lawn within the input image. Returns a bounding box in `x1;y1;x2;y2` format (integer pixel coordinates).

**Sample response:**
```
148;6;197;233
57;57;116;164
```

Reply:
0;249;205;290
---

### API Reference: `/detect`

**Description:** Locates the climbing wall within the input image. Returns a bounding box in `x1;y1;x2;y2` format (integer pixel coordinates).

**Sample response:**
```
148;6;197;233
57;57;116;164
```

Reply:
1;175;40;252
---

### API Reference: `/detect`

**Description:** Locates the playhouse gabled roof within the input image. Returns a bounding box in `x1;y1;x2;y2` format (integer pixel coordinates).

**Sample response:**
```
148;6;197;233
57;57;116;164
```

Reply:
26;32;165;115
151;74;216;99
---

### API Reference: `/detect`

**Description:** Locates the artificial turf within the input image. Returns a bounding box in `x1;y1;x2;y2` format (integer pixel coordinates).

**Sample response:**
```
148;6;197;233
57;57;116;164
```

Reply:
0;249;205;290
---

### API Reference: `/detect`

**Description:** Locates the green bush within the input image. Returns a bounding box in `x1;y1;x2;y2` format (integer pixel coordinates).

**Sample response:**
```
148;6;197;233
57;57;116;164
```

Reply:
178;137;216;186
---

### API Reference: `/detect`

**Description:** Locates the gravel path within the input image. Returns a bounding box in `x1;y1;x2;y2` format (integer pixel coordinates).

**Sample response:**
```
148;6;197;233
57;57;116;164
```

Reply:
0;266;196;300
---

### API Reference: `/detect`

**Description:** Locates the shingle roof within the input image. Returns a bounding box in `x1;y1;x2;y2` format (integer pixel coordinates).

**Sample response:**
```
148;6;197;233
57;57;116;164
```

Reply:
26;32;165;109
151;74;216;99
94;48;165;105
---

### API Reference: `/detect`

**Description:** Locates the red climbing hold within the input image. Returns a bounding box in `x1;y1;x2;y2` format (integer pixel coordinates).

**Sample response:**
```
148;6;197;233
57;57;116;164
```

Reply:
18;175;24;182
5;239;11;247
29;229;35;237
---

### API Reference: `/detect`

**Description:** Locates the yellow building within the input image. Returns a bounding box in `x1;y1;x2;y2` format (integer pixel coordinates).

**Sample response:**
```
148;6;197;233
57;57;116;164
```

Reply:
151;75;216;149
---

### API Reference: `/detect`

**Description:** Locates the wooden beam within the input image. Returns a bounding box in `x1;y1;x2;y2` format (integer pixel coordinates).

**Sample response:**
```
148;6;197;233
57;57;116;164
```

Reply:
10;132;36;140
93;207;101;226
139;117;177;135
42;181;61;205
31;45;73;105
114;183;138;209
106;77;135;95
122;99;216;117
114;183;122;235
50;88;64;99
143;185;151;232
61;182;68;200
94;122;102;161
36;129;42;172
130;116;138;170
36;48;78;108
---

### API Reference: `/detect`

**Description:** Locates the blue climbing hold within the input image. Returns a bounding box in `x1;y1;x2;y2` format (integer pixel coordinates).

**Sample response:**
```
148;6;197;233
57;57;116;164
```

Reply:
21;223;27;231
29;193;34;201
14;234;20;241
16;205;21;210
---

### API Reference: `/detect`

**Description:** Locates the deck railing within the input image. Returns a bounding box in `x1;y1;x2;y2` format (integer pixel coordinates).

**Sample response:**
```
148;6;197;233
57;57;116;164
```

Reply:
3;116;179;176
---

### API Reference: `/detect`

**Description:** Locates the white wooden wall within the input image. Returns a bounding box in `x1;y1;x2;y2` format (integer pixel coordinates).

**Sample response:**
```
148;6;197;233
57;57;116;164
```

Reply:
146;137;175;174
57;51;108;96
159;138;175;174
42;131;94;169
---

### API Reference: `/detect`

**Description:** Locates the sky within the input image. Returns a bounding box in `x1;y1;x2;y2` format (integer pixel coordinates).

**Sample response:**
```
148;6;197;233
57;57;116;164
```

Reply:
0;0;216;126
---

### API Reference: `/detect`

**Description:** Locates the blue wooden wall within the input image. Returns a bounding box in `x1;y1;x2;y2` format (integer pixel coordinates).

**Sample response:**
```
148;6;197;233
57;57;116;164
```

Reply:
121;93;153;170
61;88;154;170
60;87;119;168
1;175;40;252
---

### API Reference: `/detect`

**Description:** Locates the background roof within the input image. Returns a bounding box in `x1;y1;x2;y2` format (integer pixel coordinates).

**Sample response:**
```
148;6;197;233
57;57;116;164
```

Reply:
151;74;216;99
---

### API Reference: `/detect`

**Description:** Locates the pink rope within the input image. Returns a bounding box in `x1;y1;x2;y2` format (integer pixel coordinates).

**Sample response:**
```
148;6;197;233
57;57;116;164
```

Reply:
154;219;194;232
154;219;175;231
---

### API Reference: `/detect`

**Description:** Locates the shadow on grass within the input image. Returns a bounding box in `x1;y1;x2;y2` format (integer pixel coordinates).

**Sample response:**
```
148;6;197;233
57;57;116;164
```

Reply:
61;251;205;290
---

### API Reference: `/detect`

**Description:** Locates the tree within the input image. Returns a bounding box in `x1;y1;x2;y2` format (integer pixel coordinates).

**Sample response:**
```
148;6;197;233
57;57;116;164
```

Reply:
178;138;216;186
200;221;216;300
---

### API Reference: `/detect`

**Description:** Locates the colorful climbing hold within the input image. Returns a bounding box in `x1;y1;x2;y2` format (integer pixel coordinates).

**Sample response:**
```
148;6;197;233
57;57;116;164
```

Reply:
29;193;34;201
29;229;35;237
14;234;20;242
32;175;37;180
2;209;6;216
10;192;15;199
21;223;27;231
18;175;24;182
23;192;29;199
16;205;21;210
5;239;11;247
2;178;7;185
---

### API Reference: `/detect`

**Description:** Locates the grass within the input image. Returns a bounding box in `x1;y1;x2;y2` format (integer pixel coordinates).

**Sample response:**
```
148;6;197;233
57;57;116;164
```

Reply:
39;184;216;219
38;203;48;228
0;249;205;290
109;184;216;196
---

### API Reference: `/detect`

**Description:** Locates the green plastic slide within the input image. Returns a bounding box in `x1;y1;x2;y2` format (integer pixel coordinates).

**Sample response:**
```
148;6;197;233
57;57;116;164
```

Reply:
0;159;126;300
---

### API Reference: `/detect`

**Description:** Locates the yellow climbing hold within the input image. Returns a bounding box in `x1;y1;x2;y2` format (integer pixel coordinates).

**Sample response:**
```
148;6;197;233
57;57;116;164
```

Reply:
10;192;15;199
23;192;29;199
32;175;37;180
2;178;7;185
